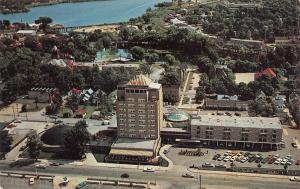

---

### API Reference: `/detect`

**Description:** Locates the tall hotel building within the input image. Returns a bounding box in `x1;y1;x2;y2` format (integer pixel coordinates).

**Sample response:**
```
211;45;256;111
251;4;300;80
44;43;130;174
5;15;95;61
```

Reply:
107;75;163;163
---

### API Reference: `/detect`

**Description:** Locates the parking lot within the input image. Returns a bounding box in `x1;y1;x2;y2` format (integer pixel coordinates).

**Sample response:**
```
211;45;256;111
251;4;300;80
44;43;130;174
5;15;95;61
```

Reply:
0;176;53;189
166;146;300;170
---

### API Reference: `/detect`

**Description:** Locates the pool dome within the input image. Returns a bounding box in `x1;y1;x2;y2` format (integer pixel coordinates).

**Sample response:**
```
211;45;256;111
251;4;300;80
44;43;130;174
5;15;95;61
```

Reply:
166;110;191;122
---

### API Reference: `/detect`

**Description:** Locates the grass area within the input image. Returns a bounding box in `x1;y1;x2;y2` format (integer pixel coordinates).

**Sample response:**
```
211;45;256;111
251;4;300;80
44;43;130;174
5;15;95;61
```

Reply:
78;105;96;118
149;5;175;31
58;107;73;118
15;98;48;112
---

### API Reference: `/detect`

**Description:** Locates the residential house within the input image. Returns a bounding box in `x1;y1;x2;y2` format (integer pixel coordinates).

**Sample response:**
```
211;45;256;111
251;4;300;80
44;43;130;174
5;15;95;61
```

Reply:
255;68;277;80
274;94;286;110
74;109;87;118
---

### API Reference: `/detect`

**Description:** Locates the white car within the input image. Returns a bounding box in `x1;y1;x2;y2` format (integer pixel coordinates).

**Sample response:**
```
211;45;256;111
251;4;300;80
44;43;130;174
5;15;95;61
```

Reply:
217;156;224;161
290;177;300;182
36;163;47;169
143;167;155;172
223;156;231;162
281;159;288;165
28;178;34;185
241;157;249;163
182;173;195;178
274;154;280;159
274;158;282;165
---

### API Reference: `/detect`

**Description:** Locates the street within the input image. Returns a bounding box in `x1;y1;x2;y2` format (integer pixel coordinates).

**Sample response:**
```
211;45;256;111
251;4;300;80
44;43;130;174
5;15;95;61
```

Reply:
0;162;299;189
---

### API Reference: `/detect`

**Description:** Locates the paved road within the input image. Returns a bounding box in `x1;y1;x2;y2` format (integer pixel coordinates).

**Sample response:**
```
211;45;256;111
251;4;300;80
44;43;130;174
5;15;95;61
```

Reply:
0;162;299;189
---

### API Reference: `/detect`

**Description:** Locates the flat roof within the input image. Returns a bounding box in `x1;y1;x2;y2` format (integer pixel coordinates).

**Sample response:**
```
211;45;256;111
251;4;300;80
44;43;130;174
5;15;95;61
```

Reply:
111;138;157;151
149;82;161;89
191;115;282;129
161;127;189;133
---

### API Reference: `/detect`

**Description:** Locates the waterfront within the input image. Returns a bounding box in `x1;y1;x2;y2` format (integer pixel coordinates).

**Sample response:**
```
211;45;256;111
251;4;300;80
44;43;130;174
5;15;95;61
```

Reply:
0;0;169;27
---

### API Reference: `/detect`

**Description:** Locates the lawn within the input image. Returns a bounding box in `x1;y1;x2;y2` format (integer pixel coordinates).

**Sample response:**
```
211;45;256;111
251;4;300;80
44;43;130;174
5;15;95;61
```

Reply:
78;105;97;118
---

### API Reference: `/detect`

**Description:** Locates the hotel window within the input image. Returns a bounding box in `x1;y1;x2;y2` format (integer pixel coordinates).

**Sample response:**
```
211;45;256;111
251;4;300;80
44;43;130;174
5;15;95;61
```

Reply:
149;115;155;119
129;114;135;118
127;98;134;102
129;134;136;137
119;119;124;123
138;99;145;103
138;104;145;108
149;120;155;124
139;130;146;133
129;124;135;128
150;110;155;114
138;110;145;114
139;120;146;124
150;105;155;108
138;115;145;119
128;104;135;108
150;135;156;138
260;129;267;133
129;119;136;123
273;130;277;133
129;109;135;113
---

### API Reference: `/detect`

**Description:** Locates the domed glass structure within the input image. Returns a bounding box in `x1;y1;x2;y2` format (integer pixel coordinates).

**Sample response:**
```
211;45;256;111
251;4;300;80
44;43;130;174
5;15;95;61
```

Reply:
166;110;191;122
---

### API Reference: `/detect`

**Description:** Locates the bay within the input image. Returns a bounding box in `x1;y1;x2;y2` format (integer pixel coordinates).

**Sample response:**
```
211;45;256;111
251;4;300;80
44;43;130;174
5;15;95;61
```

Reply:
0;0;169;27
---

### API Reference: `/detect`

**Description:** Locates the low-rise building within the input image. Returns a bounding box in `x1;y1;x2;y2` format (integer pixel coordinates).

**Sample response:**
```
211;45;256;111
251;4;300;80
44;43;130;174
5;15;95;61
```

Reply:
255;68;277;80
190;115;283;150
205;98;248;111
28;87;56;102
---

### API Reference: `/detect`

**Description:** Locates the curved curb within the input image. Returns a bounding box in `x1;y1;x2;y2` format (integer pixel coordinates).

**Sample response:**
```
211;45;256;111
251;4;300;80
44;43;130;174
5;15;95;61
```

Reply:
159;145;174;170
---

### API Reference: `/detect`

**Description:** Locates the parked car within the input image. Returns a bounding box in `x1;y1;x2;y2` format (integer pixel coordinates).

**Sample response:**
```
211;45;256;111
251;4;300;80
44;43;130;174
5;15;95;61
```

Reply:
234;112;241;116
202;162;214;168
290;177;300;182
182;173;195;178
223;156;231;162
143;167;155;172
274;158;282;165
215;164;227;168
217;156;224;161
76;181;88;189
241;157;249;163
295;160;300;165
28;178;34;185
213;154;221;160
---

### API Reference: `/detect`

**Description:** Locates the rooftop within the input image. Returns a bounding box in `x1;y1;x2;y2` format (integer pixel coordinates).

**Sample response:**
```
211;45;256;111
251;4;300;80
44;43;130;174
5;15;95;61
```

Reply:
126;74;153;86
111;138;157;151
191;115;282;129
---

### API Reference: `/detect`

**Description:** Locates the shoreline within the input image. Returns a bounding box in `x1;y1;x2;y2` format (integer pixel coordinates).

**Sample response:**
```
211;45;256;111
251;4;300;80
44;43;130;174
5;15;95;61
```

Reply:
0;0;106;15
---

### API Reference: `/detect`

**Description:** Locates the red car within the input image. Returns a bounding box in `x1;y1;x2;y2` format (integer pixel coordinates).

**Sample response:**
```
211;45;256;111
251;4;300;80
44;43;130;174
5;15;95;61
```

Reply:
295;160;300;165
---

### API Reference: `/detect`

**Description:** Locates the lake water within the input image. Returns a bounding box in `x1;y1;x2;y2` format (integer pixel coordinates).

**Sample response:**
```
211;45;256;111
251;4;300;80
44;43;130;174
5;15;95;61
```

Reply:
0;0;169;27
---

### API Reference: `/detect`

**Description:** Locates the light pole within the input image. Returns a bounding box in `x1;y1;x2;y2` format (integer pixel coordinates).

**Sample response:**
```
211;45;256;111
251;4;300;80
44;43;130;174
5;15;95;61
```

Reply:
199;174;202;189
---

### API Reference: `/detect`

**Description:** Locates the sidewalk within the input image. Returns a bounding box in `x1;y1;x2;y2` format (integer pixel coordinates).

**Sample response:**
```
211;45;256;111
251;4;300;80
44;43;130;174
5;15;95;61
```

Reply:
188;168;292;180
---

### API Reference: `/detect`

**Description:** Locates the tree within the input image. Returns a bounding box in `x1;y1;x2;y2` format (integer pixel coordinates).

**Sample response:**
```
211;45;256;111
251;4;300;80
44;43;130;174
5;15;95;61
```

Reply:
283;164;288;175
64;120;90;159
140;63;152;75
165;54;177;65
26;131;42;160
257;163;262;168
195;87;205;103
130;46;145;60
145;53;159;63
0;130;12;153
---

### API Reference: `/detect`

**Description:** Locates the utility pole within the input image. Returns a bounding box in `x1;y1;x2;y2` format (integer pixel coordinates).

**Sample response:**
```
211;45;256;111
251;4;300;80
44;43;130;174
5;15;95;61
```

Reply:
199;174;202;189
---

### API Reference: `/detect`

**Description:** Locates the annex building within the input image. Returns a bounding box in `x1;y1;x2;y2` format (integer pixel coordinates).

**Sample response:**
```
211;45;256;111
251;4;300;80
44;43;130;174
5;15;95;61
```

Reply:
188;115;283;150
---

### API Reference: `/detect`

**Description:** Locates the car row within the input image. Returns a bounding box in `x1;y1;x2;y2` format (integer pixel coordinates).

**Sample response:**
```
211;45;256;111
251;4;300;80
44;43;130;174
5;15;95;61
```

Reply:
212;151;298;166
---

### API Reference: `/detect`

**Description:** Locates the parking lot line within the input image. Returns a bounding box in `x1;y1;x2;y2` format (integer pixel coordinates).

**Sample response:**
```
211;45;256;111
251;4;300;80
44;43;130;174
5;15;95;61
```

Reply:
283;128;288;136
